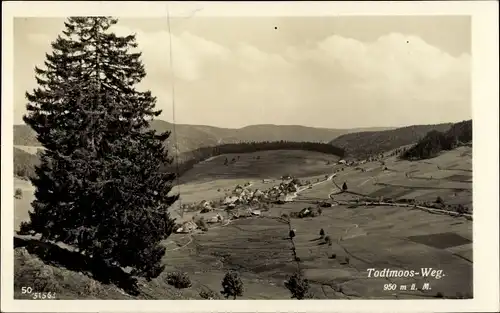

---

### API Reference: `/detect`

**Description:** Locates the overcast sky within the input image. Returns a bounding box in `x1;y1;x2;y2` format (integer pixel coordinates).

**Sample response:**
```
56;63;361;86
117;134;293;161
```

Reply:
14;16;471;129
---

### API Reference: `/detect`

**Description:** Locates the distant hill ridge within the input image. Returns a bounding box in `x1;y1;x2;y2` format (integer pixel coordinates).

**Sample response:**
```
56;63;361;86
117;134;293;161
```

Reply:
14;120;392;154
328;123;455;159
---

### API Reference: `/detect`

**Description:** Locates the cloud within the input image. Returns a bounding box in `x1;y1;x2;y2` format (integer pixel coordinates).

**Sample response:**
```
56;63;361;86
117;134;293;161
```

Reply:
22;23;469;128
27;33;52;45
111;25;230;82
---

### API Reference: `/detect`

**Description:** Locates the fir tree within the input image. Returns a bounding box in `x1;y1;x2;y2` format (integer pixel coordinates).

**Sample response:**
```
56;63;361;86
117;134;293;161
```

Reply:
220;271;244;300
284;272;312;299
20;17;177;279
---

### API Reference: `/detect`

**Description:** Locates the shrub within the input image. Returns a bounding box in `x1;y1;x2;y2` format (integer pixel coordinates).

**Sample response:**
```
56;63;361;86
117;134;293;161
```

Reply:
166;271;192;289
14;188;23;199
330;253;337;259
199;288;219;299
457;204;468;214
317;207;323;215
342;182;348;191
284;272;312;299
435;196;444;204
221;271;244;299
31;266;62;293
324;235;332;246
289;229;296;239
319;228;325;238
318;201;331;208
435;291;444;298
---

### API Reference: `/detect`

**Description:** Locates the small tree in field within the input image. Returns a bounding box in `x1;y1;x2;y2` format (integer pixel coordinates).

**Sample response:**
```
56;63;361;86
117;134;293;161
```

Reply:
14;188;23;199
342;182;348;191
319;228;325;238
284;272;312;299
21;17;177;279
221;271;244;299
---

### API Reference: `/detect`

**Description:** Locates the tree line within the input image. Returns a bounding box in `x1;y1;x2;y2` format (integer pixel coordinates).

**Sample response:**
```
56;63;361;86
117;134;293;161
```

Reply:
400;120;472;160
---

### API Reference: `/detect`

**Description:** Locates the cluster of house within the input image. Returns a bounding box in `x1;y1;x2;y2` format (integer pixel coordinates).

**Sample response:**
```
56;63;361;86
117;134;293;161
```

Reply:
174;178;305;234
338;156;385;167
337;159;366;167
222;179;302;207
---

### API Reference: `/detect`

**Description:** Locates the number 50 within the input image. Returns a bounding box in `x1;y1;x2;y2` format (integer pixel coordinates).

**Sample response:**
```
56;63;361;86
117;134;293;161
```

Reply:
21;287;33;294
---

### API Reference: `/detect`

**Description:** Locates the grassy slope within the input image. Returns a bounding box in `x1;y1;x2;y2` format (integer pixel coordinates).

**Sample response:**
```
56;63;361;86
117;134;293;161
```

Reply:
328;123;453;159
14;146;472;300
179;150;340;184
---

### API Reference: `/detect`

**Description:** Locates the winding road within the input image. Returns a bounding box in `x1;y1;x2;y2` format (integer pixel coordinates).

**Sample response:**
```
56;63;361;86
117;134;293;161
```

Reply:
166;165;471;253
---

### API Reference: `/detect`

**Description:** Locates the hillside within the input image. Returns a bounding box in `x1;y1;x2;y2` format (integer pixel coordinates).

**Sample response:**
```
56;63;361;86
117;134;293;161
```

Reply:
178;149;341;184
164;141;345;180
13;125;41;146
328;123;453;159
14;121;392;155
13;147;41;179
401;120;472;160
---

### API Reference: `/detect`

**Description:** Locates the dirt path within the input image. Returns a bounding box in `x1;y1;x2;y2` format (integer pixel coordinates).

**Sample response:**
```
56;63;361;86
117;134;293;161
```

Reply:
289;174;335;201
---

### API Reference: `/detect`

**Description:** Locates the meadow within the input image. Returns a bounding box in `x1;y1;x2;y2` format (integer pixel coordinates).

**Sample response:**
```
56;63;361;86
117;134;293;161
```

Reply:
14;147;473;299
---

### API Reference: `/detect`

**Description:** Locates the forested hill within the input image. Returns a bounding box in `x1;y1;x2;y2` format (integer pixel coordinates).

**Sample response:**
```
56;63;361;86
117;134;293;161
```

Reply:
328;123;453;159
401;120;472;160
14;121;391;154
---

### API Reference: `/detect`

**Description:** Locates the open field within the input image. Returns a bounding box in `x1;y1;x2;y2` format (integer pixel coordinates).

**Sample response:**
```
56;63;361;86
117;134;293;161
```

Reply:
179;150;340;184
13;146;472;299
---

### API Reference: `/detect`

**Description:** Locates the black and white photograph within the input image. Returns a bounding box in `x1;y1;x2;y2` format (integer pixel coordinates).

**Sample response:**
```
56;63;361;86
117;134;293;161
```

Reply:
1;1;498;312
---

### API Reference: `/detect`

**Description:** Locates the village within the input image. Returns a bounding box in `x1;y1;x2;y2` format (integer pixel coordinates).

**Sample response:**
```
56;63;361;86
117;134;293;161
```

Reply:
173;154;472;235
173;156;388;235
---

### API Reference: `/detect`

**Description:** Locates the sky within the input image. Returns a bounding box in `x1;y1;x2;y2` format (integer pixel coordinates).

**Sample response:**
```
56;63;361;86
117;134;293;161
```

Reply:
14;16;471;129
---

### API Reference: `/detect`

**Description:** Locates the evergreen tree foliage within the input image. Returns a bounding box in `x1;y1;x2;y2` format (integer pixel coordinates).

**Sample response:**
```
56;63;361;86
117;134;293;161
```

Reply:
284;272;312;299
21;17;178;279
400;120;472;161
220;271;244;299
